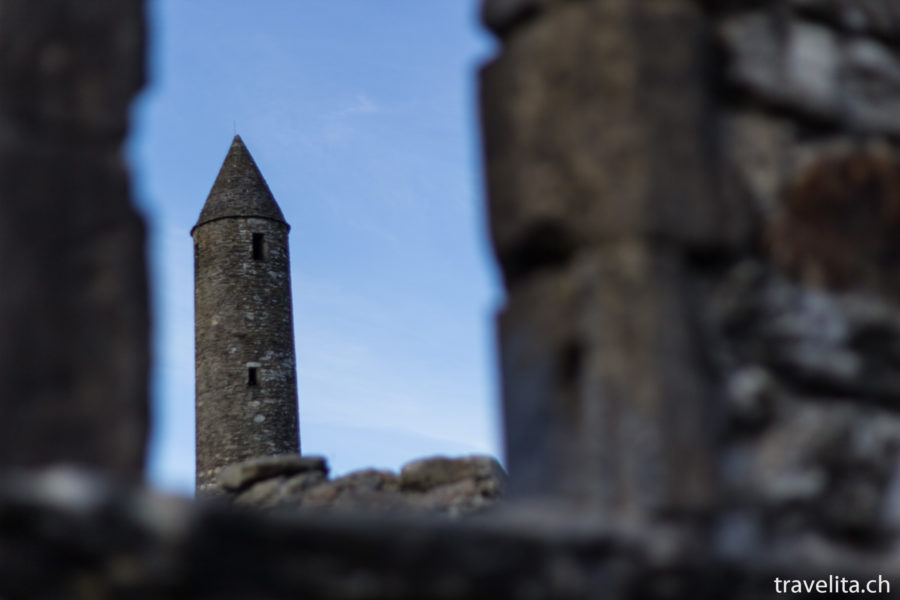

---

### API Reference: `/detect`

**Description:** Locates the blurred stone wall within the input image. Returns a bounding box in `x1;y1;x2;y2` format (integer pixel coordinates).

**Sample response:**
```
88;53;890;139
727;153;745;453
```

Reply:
483;0;900;549
0;0;149;476
481;0;738;514
710;0;900;545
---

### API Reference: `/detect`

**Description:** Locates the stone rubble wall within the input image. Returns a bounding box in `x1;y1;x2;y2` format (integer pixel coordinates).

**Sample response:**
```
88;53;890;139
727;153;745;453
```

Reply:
710;0;900;547
3;467;898;599
210;454;506;518
482;0;900;554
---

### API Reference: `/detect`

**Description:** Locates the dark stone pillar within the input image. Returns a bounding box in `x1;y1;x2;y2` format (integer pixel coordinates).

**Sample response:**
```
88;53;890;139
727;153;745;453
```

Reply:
480;0;746;515
0;0;149;476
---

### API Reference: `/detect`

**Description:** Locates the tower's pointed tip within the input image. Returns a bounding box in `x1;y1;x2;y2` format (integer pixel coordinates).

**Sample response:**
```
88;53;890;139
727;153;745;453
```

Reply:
192;136;287;233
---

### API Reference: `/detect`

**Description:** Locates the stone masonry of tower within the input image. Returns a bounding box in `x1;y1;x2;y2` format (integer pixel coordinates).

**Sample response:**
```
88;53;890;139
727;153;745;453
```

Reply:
192;135;299;493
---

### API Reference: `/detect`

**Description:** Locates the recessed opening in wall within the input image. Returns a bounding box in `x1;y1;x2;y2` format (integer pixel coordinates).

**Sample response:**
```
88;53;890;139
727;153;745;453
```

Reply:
252;233;264;260
247;367;258;386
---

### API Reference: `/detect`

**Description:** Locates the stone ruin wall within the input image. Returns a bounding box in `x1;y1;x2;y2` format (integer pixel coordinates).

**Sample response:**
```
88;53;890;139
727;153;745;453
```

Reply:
484;0;900;544
2;0;900;597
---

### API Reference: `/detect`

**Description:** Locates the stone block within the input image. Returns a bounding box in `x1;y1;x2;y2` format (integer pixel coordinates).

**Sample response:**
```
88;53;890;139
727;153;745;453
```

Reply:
719;14;841;118
480;1;749;284
710;260;900;400
234;476;288;507
843;37;900;133
499;241;716;513
790;0;900;37
399;455;506;492
722;397;900;535
719;12;900;134
219;455;328;492
719;110;795;216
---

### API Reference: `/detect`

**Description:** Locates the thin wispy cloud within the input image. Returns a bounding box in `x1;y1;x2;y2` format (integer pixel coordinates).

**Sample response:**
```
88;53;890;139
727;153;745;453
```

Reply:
332;93;379;117
318;93;381;145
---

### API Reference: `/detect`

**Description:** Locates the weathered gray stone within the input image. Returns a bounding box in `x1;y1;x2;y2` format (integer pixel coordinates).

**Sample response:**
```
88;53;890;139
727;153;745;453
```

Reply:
400;456;506;492
220;459;507;518
193;136;300;492
723;398;900;535
330;468;401;493
279;469;329;494
194;135;287;228
234;470;327;508
711;260;900;399
725;365;779;432
219;455;327;492
719;12;900;134
0;0;148;477
499;241;716;513
416;478;504;517
481;0;749;284
295;471;409;513
719;110;795;217
790;0;900;36
843;37;900;133
234;475;288;507
719;14;841;119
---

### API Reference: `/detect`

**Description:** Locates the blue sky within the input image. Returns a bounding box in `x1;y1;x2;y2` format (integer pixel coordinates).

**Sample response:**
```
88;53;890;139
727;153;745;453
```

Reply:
127;1;503;495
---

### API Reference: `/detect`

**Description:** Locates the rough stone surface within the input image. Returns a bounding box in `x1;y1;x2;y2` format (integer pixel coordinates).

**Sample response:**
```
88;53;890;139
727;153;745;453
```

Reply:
216;455;507;518
719;110;795;218
719;12;900;134
723;397;900;536
709;3;900;552
790;0;900;37
499;242;716;513
483;0;900;559
400;456;505;492
480;0;750;285
0;0;148;476
2;468;899;599
194;135;287;229
709;260;900;400
219;454;327;491
193;136;300;493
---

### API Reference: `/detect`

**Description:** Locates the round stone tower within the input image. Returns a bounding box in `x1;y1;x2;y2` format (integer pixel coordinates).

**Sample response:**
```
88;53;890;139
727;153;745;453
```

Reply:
192;135;299;493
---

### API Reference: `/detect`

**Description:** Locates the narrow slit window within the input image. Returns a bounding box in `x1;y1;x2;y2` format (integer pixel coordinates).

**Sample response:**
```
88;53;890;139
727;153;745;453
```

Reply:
252;233;264;260
247;367;258;386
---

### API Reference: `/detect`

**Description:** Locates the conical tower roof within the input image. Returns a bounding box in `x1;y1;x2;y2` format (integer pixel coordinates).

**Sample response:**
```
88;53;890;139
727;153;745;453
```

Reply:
192;135;287;232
